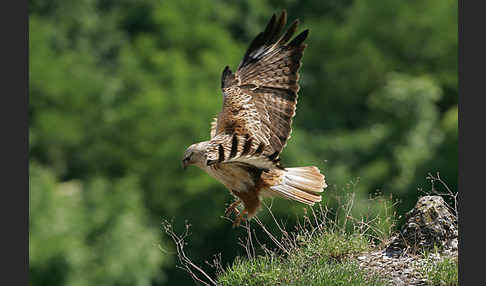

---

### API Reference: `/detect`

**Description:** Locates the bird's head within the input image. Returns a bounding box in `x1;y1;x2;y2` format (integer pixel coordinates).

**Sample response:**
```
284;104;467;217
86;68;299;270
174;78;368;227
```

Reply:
182;142;208;170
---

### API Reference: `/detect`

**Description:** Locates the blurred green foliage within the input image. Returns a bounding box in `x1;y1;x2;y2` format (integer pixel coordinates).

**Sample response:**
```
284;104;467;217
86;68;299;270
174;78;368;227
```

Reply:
29;0;457;285
29;163;164;285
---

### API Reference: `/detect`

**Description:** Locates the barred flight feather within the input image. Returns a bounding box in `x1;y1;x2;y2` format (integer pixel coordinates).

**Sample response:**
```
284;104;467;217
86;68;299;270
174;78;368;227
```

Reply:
209;10;308;164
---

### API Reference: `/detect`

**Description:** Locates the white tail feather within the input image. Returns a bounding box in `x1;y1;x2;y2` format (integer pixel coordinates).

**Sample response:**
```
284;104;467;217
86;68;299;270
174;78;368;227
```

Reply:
267;166;327;205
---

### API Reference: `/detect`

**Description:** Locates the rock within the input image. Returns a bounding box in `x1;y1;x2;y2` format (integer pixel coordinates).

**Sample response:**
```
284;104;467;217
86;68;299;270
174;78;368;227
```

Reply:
386;196;458;255
357;196;458;286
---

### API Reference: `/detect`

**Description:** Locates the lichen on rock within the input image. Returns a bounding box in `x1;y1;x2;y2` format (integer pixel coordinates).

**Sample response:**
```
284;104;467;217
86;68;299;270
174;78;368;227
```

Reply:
358;195;458;285
386;195;458;256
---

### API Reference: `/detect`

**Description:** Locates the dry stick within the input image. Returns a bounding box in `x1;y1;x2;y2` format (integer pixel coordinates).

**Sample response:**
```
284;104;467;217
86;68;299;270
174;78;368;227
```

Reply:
205;253;224;278
262;202;287;236
237;236;250;261
170;235;213;285
318;204;330;233
236;227;251;259
246;219;256;259
254;216;291;256
341;192;355;234
310;207;321;232
315;205;328;234
426;172;458;218
323;204;331;224
346;214;383;244
162;221;218;286
294;213;306;245
303;209;316;241
262;202;294;249
252;228;273;257
237;220;255;260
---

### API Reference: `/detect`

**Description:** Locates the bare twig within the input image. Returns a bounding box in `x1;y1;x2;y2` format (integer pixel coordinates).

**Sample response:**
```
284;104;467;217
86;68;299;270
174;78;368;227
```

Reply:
237;220;255;260
205;253;224;278
161;220;218;286
426;172;458;219
162;178;404;285
253;216;291;256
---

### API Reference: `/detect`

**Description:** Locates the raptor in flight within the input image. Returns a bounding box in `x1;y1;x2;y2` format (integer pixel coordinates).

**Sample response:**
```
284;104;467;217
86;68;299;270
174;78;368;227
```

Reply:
182;10;326;227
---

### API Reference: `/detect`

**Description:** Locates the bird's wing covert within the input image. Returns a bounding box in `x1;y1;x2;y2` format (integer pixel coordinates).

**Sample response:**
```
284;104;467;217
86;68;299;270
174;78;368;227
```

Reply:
207;10;308;167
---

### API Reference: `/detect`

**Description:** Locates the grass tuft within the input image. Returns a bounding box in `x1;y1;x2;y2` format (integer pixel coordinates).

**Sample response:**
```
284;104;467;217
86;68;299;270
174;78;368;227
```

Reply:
418;256;458;286
215;192;394;286
302;231;370;261
217;253;388;286
162;189;398;286
162;176;459;286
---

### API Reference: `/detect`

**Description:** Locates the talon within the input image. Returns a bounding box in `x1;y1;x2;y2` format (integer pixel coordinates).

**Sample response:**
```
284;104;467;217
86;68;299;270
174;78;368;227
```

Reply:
224;200;241;218
232;209;248;228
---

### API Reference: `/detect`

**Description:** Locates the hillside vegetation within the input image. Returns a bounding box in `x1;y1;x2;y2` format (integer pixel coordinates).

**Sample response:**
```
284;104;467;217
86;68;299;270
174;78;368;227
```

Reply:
165;190;458;286
30;1;457;285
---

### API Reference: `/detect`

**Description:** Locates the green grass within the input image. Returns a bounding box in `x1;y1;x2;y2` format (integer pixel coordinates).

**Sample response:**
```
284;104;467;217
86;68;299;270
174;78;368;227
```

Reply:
418;256;458;286
217;230;388;286
165;191;457;286
215;193;396;286
163;188;459;286
302;231;370;261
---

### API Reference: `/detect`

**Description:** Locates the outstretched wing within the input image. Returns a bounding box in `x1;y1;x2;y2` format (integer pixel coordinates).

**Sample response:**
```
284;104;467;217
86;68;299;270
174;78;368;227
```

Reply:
207;10;308;167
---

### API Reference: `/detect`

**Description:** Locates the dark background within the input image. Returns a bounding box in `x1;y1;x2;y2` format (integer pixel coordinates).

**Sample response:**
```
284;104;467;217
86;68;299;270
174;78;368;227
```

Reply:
29;0;457;285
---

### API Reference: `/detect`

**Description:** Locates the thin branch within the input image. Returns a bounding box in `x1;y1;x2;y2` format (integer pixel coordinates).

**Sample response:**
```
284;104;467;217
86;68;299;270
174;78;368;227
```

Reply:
253;216;291;256
162;220;218;286
426;172;458;219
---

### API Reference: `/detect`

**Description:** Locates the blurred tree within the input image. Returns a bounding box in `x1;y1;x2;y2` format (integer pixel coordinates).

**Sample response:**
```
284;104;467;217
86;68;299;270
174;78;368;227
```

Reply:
278;0;457;214
29;163;165;286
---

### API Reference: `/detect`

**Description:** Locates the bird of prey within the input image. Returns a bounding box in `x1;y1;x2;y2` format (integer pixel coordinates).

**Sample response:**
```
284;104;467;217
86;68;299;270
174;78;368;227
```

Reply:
182;10;326;227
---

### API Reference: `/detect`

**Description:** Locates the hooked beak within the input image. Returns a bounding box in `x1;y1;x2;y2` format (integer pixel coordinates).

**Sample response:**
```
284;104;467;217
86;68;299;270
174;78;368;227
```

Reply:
182;160;188;170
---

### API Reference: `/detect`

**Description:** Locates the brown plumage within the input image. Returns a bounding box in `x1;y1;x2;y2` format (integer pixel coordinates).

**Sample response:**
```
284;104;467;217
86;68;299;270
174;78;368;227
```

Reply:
182;10;327;227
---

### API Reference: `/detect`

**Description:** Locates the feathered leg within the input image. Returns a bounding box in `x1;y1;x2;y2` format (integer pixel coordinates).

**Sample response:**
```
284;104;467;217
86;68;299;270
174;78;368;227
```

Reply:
230;188;262;227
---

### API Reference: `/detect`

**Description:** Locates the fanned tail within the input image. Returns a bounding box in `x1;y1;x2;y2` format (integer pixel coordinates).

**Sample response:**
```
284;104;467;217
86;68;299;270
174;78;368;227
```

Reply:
266;166;326;205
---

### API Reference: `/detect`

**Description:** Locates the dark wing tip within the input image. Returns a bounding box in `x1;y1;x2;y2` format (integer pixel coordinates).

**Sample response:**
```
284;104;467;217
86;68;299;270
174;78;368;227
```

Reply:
288;29;309;47
238;11;290;70
237;12;308;71
263;13;277;35
278;19;299;46
221;66;231;88
221;65;237;89
277;10;287;32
